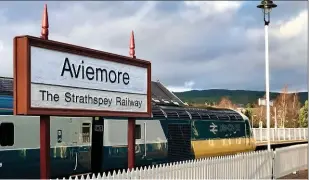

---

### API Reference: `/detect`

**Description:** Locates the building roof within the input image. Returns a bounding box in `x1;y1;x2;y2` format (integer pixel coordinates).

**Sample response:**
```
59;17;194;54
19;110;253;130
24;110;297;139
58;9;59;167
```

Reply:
151;81;185;107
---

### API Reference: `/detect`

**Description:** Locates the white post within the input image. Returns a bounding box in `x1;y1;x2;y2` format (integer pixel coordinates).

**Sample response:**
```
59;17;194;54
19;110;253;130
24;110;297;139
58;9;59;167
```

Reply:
284;128;286;140
264;24;271;151
277;128;280;141
251;115;254;128
274;107;277;129
272;128;275;141
260;125;263;141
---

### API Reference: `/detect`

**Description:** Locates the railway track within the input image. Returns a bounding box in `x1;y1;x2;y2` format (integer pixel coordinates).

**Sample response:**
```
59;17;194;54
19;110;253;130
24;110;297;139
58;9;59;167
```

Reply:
255;141;308;151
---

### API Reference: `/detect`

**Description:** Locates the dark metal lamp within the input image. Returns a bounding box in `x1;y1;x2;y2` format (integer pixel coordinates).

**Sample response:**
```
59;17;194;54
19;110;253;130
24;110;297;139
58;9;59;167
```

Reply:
257;0;277;25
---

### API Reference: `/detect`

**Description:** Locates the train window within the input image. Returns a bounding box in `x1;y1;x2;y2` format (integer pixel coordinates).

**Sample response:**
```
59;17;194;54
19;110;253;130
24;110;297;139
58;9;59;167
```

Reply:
0;122;14;146
57;130;62;143
135;125;141;139
82;123;91;143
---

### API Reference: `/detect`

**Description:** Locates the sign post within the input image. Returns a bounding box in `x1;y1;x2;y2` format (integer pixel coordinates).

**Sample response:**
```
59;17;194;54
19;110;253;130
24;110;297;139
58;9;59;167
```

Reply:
128;117;136;170
40;115;50;179
128;31;139;170
13;4;151;179
39;5;51;179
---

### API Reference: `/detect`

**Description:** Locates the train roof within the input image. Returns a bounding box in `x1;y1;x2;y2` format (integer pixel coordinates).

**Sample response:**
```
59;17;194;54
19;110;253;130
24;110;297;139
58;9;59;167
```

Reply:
151;105;244;121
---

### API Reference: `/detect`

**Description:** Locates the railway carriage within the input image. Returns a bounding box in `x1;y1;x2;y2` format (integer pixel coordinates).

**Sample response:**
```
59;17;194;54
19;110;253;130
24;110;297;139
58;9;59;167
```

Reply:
0;102;256;179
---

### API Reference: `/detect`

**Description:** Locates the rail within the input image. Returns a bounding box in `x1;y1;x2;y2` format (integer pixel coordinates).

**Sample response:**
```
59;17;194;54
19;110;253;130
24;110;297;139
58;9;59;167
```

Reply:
252;128;308;142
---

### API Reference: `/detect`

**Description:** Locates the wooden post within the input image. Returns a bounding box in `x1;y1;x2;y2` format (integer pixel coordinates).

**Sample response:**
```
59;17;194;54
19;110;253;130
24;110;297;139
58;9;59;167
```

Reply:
128;31;136;170
40;115;50;179
127;117;136;170
40;4;51;179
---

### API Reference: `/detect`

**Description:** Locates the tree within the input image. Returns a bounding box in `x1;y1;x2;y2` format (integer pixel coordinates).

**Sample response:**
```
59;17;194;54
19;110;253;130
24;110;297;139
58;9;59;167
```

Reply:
217;97;235;109
273;85;297;128
244;108;252;118
273;85;302;128
244;108;257;127
299;100;308;128
287;92;301;127
246;103;254;108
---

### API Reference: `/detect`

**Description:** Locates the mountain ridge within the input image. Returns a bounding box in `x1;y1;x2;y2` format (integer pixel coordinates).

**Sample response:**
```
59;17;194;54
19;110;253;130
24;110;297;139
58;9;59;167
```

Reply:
173;89;308;105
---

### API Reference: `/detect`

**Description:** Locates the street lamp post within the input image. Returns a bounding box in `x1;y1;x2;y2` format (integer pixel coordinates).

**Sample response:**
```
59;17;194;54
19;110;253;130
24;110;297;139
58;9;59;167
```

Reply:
257;0;277;151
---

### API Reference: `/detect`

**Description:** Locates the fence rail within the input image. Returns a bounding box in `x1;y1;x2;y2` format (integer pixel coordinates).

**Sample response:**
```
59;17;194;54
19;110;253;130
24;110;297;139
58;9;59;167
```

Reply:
252;128;308;142
60;143;308;180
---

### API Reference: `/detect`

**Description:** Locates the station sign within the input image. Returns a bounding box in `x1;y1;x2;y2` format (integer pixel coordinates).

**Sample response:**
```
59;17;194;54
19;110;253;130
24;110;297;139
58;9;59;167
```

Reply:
13;35;151;118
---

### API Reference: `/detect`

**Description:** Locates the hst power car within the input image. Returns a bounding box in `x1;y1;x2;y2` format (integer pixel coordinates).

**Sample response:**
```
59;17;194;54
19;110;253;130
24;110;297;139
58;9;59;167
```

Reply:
0;101;256;179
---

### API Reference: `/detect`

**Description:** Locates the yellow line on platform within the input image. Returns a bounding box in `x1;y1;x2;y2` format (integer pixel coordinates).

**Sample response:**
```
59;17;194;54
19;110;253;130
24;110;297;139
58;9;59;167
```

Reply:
256;140;308;146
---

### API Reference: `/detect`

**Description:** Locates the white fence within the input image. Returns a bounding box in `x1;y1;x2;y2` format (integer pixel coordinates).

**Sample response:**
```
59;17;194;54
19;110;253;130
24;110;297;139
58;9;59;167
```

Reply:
273;144;308;178
252;128;308;142
61;144;308;180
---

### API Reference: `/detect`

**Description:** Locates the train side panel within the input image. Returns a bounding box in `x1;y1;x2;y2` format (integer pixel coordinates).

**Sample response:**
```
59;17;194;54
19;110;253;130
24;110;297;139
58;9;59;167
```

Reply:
102;119;168;171
191;119;256;158
0;115;92;179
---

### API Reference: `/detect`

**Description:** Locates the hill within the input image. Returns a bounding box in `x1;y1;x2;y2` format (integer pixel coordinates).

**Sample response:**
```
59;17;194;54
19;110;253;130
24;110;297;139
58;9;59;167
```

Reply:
174;89;308;106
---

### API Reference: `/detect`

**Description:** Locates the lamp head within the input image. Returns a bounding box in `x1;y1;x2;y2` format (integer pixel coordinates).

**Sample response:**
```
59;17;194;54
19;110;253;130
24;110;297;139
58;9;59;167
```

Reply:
257;0;277;15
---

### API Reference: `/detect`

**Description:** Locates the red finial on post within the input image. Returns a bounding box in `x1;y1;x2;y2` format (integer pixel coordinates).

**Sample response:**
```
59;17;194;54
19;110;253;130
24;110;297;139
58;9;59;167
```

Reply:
41;4;49;40
129;31;135;58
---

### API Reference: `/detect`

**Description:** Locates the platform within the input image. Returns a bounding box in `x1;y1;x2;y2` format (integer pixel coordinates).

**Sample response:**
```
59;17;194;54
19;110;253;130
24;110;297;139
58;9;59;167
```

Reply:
256;140;308;146
252;127;308;147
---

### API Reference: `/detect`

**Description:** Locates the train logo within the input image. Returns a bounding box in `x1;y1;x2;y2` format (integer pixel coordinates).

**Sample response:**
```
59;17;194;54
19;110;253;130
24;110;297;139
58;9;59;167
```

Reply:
209;123;218;134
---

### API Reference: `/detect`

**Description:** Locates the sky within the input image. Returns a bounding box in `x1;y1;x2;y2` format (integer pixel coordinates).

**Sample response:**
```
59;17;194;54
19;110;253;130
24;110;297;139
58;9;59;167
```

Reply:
0;1;307;92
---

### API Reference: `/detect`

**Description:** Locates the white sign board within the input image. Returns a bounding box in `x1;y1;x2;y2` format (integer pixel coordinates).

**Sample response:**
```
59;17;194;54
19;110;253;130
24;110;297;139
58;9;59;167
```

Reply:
30;46;148;113
258;98;273;106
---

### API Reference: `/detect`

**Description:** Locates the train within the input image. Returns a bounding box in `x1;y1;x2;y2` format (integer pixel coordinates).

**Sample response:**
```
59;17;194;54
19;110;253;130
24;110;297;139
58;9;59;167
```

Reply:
0;93;257;179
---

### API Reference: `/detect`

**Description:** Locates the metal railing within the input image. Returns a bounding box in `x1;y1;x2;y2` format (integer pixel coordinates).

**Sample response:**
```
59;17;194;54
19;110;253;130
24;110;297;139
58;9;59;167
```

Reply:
252;128;308;142
59;144;308;180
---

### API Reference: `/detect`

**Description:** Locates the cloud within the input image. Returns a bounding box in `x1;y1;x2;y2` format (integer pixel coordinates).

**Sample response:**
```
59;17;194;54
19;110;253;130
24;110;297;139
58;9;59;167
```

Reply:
167;80;196;92
276;10;307;39
0;1;307;92
181;1;242;23
184;1;241;14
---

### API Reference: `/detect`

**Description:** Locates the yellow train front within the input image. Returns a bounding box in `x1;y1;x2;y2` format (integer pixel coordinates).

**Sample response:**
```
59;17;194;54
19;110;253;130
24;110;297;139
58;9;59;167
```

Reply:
156;105;257;162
